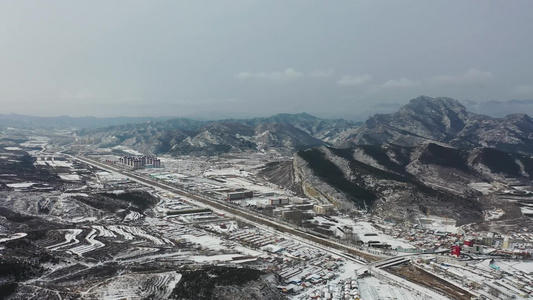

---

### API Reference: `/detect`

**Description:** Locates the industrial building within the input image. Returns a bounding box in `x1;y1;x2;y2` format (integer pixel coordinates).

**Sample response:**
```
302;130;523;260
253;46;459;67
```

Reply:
313;204;335;215
226;190;254;201
119;155;161;169
269;198;290;206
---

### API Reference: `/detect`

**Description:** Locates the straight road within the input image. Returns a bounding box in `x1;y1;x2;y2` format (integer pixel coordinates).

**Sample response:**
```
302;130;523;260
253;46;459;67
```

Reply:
72;154;378;262
71;154;475;299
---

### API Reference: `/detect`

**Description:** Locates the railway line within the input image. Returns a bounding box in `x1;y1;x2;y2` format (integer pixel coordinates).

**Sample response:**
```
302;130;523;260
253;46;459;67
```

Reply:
71;154;477;299
73;155;378;262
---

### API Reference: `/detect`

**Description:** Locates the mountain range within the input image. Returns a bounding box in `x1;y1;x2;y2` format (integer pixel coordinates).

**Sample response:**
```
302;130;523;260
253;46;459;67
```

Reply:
43;96;533;225
0;114;174;130
338;96;533;154
73;96;533;157
261;142;533;225
257;96;533;227
75;113;361;156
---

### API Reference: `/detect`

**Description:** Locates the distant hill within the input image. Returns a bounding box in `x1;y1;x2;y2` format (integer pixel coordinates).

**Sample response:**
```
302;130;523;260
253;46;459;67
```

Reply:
261;142;533;225
75;113;362;156
258;96;533;226
0;114;174;130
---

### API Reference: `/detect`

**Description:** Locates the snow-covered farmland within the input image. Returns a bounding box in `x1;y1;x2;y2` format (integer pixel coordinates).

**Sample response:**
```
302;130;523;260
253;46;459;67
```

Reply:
91;271;181;300
6;182;36;188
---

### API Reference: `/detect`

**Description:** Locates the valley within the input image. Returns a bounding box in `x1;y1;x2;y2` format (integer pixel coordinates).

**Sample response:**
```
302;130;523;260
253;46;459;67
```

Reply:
1;97;533;299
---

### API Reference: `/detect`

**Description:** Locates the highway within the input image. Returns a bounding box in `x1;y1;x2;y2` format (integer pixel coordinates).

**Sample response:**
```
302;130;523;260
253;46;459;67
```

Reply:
72;154;379;263
70;154;477;299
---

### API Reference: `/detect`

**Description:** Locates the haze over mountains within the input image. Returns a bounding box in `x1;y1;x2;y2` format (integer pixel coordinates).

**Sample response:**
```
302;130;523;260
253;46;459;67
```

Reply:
5;96;533;225
0;114;174;130
58;96;533;226
2;95;533;298
340;96;533;154
68;96;533;156
74;113;362;156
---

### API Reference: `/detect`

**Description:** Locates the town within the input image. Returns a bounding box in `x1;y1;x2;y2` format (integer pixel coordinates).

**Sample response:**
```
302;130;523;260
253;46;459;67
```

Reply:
4;135;527;300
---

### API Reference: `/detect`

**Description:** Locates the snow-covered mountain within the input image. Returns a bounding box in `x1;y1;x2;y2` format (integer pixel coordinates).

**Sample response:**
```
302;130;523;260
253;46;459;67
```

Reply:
44;96;533;157
0;113;173;129
76;113;361;156
261;142;533;225
338;96;533;154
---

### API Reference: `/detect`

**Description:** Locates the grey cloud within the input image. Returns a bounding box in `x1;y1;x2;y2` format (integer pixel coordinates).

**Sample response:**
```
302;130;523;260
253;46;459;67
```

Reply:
236;68;303;82
310;69;335;78
1;1;533;119
428;69;494;85
381;77;420;88
337;75;372;87
512;85;533;96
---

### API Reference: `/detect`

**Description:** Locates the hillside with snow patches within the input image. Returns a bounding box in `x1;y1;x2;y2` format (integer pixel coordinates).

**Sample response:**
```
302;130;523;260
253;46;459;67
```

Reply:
260;96;533;225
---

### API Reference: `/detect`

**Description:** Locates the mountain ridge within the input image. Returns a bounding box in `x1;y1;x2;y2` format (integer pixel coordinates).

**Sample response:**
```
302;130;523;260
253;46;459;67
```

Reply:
338;95;533;154
262;141;533;225
75;113;362;156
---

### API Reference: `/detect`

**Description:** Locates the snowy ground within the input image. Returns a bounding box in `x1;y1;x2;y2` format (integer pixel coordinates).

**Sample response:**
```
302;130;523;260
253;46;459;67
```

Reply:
421;258;533;299
90;271;182;300
484;208;505;221
34;157;74;168
357;277;419;300
6;182;36;188
0;233;27;243
521;206;533;216
95;171;129;182
494;260;533;274
311;216;416;249
8;142;519;299
111;145;144;156
59;173;82;181
468;182;495;195
417;215;458;234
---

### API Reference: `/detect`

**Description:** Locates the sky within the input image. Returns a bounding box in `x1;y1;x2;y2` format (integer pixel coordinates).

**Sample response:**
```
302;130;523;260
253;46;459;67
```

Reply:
1;1;533;120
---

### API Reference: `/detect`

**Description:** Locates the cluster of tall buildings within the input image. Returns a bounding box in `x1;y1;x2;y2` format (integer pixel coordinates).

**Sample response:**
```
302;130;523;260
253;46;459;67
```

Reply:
119;155;161;169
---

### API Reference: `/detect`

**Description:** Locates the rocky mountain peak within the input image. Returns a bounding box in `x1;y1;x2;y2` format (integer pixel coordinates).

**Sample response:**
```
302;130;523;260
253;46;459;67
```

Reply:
341;96;533;154
502;113;532;122
399;96;469;117
76;112;359;156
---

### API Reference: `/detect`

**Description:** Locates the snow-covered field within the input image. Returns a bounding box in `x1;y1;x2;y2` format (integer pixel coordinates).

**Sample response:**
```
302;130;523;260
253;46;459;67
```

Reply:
95;171;128;182
485;208;505;220
6;182;36;188
46;229;84;251
91;271;181;300
422;259;533;300
59;173;81;181
0;233;27;243
521;206;533;215
45;225;169;257
111;146;144;156
34;157;74;168
357;277;419;300
468;182;494;194
312;216;416;249
417;215;458;233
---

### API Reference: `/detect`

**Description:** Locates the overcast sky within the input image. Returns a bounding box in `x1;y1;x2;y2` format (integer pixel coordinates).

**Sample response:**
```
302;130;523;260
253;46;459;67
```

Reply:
1;1;532;120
